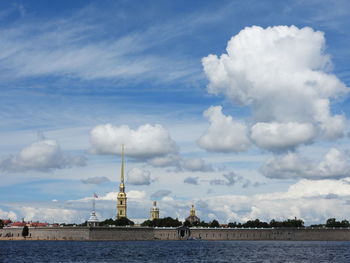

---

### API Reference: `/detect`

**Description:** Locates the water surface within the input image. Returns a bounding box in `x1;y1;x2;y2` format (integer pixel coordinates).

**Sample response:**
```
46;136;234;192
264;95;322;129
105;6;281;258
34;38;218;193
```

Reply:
1;240;350;262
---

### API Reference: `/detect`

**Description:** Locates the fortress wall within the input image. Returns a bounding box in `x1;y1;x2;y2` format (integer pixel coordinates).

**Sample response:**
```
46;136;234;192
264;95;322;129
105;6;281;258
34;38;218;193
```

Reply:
190;228;274;240
153;228;178;240
189;228;350;241
2;227;350;241
292;228;350;241
29;227;90;240
89;227;154;240
0;227;90;240
0;228;23;240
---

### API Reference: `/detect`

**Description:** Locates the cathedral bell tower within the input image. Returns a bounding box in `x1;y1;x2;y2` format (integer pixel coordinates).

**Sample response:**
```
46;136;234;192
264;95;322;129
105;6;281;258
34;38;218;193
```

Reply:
117;145;127;219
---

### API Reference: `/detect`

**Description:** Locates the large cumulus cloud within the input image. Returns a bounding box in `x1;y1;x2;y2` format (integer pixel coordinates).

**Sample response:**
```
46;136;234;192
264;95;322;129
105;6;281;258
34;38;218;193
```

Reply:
197;106;250;152
0;139;86;173
261;148;350;179
90;123;178;159
202;25;348;151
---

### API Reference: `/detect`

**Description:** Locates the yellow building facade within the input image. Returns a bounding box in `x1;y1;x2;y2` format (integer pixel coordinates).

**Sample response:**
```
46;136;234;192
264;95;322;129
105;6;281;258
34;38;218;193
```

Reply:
150;201;160;220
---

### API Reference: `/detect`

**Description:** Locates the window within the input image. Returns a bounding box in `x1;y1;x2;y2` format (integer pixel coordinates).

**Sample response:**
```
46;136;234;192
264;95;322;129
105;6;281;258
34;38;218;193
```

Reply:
120;201;123;205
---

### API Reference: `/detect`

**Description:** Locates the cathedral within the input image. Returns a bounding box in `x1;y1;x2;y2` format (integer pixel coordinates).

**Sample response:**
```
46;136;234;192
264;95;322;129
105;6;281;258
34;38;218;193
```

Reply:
115;145;198;224
117;145;127;219
185;204;200;225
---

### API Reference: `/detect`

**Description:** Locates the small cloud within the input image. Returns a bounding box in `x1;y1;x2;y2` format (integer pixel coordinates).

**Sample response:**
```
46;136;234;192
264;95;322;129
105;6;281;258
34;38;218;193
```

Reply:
210;172;238;186
89;123;178;159
0;138;86;173
184;176;199;185
209;172;261;188
127;190;147;199
81;176;110;185
127;168;151;185
148;154;181;168
151;189;171;199
183;158;213;172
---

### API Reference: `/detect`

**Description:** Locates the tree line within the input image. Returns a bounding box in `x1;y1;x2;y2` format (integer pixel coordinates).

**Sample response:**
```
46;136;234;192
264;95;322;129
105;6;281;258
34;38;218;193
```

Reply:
3;217;350;229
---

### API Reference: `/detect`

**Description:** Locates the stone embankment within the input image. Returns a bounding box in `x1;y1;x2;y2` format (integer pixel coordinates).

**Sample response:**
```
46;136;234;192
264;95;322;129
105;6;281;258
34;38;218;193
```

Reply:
1;226;350;241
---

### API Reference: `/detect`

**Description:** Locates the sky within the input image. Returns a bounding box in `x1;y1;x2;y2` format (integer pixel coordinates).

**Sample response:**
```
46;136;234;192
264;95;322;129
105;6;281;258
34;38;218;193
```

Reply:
1;0;350;225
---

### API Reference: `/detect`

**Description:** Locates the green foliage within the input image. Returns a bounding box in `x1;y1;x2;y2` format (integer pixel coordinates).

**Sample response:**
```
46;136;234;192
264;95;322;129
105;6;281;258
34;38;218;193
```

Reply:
228;222;242;228
209;219;220;228
243;219;270;228
100;217;134;226
198;221;209;227
22;226;29;237
269;218;304;228
141;217;182;227
79;221;88;226
183;220;192;227
326;218;350;228
0;219;4;229
228;218;304;228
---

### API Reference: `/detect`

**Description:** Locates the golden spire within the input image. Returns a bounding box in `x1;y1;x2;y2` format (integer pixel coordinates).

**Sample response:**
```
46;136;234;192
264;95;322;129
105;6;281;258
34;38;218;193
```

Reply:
190;204;196;217
119;144;125;192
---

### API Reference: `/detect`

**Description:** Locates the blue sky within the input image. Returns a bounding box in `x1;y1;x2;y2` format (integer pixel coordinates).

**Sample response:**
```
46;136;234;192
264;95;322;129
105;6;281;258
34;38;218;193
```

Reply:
1;0;350;224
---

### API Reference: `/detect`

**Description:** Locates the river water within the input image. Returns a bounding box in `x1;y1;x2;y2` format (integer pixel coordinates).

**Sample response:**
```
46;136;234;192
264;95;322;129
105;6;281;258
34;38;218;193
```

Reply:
1;240;350;262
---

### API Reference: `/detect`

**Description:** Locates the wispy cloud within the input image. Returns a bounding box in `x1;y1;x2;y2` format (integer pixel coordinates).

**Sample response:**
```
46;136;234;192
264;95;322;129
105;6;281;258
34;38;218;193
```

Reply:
0;2;227;88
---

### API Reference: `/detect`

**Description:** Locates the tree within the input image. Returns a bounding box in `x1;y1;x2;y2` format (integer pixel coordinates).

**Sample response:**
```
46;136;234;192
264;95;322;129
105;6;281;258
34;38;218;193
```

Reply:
209;219;220;228
326;218;350;228
270;218;304;228
243;219;270;228
0;220;4;229
141;217;182;227
183;220;192;227
100;217;134;226
22;226;29;238
198;221;209;227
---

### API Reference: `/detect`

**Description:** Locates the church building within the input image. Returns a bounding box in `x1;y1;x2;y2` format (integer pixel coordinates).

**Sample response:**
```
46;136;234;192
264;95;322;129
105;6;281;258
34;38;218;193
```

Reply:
117;145;127;219
185;204;200;225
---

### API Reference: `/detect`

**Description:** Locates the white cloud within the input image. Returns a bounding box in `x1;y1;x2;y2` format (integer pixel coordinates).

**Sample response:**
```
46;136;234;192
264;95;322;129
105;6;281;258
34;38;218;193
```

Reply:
202;25;348;151
182;158;213;172
148;154;214;172
198;178;350;224
0;208;17;221
251;122;315;151
89;123;178;159
261;148;350;179
94;190;147;201
128;190;147;199
0;5;204;85
21;207;81;223
147;154;181;168
127;168;151;185
150;189;172;199
81;176;110;184
197;106;250;152
0;139;86;173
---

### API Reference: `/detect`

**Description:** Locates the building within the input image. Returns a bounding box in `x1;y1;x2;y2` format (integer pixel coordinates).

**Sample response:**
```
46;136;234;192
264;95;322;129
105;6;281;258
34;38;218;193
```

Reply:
87;193;99;227
185;204;200;225
150;201;160;220
117;145;127;219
